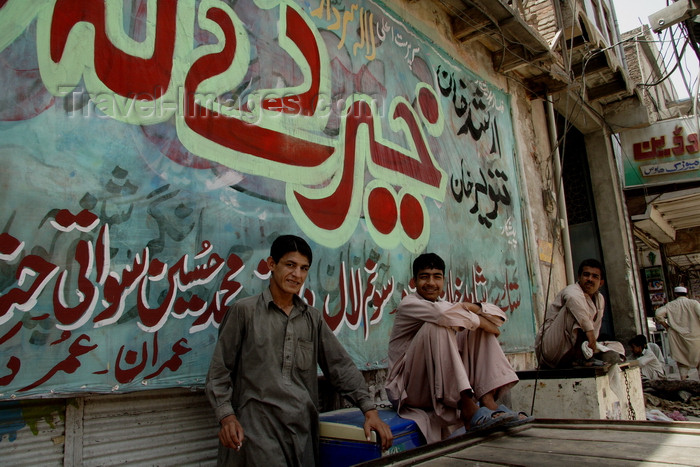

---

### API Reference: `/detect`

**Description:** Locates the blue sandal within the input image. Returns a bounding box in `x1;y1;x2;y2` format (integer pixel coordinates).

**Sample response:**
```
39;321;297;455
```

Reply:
466;406;512;433
497;404;535;427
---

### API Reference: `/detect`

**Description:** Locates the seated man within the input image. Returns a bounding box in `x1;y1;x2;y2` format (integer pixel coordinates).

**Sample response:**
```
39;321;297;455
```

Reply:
536;258;625;368
628;334;665;381
385;253;531;444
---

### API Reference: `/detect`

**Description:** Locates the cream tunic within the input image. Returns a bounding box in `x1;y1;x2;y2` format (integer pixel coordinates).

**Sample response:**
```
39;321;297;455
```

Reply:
385;293;518;443
655;296;700;368
536;283;605;368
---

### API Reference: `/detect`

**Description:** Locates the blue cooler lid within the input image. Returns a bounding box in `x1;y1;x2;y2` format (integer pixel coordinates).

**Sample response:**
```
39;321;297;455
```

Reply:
319;407;417;442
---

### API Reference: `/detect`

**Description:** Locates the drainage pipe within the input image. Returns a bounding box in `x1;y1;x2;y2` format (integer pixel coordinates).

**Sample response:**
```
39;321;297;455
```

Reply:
546;95;575;283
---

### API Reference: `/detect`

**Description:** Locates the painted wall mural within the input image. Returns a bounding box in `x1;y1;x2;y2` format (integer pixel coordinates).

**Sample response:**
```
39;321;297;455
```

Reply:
0;0;536;399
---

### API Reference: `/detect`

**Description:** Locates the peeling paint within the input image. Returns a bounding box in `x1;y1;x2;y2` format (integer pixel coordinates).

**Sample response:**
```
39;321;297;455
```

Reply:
21;402;65;436
0;400;65;442
0;401;24;442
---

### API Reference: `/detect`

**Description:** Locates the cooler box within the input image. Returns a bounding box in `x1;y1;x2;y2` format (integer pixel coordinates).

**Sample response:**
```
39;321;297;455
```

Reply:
319;407;425;466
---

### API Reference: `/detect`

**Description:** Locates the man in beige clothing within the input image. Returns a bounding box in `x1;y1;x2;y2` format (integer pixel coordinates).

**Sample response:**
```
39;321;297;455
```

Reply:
385;253;530;444
656;286;700;380
536;258;624;368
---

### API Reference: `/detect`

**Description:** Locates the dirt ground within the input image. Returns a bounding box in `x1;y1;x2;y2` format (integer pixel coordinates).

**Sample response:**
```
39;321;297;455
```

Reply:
642;369;700;422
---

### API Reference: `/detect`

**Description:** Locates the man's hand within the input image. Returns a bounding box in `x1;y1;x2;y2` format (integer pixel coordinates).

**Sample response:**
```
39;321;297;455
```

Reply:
363;409;393;451
477;315;500;336
460;302;481;313
585;330;597;352
219;414;244;451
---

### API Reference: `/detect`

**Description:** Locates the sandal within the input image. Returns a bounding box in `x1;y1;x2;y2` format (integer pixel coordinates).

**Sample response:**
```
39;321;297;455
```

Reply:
466;406;512;434
497;404;535;427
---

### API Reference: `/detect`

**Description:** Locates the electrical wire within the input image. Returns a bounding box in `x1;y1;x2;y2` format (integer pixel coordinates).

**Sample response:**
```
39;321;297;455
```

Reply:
436;0;562;79
638;38;686;88
670;24;694;97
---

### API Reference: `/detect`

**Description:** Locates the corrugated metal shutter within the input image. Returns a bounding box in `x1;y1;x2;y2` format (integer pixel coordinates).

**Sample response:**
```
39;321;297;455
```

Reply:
80;388;219;466
0;398;66;466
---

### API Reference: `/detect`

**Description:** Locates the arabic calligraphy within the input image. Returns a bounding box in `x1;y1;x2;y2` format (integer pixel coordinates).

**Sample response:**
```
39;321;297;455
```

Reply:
312;0;420;68
17;0;445;252
632;125;699;160
436;65;504;147
640;158;700;176
375;16;420;68
0;222;242;335
1;198;523;393
0;0;532;396
450;159;512;228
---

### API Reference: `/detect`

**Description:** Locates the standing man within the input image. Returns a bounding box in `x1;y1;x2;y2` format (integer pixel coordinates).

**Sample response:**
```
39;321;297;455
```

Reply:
655;286;700;380
206;235;392;466
536;258;624;368
386;253;529;444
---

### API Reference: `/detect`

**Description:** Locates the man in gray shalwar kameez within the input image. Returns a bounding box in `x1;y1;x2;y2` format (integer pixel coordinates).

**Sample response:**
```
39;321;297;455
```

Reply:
206;235;392;466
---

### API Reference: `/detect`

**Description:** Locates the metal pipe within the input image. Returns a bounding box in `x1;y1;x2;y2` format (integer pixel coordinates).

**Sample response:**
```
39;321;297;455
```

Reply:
546;95;575;283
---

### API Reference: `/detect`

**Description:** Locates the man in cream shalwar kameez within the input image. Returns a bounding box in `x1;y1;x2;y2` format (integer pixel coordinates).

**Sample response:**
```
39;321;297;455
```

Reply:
385;253;521;443
536;259;623;368
656;286;700;380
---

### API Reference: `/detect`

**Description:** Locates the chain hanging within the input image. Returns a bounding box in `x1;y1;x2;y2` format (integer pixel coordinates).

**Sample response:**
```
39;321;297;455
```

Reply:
623;369;636;420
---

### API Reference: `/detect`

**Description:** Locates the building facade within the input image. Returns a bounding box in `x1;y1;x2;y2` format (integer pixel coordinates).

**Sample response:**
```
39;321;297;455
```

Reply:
0;0;670;463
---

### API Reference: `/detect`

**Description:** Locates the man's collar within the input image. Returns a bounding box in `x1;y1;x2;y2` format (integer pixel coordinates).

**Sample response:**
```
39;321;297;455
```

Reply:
262;287;307;312
575;282;598;299
413;291;439;302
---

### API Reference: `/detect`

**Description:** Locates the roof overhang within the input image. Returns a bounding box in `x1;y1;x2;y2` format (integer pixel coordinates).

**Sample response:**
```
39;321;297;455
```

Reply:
440;0;646;134
627;185;700;272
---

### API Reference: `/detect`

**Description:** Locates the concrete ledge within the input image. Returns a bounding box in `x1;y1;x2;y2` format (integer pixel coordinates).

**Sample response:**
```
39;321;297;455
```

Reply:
510;363;646;421
517;360;640;379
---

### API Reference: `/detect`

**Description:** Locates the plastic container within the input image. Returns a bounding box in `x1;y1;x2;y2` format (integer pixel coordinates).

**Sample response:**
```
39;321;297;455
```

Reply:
319;407;425;466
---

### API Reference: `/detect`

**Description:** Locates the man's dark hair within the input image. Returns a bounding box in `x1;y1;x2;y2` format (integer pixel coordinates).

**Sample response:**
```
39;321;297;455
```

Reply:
628;334;647;348
577;258;605;281
270;235;313;265
412;253;445;279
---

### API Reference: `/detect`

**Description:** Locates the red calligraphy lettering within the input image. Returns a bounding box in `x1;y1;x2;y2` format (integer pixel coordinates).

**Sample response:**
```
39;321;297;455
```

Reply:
0;321;22;345
183;7;334;168
53;239;98;329
323;262;348;332
687;133;699;154
94;248;149;326
144;338;191;379
137;257;178;331
0;255;60;325
51;209;99;232
0;356;20;386
260;7;322;117
0;232;24;261
20;334;96;392
190;253;244;332
50;0;177;98
115;341;148;384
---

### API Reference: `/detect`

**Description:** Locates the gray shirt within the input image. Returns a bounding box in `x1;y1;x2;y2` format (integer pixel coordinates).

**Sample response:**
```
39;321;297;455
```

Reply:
205;287;375;466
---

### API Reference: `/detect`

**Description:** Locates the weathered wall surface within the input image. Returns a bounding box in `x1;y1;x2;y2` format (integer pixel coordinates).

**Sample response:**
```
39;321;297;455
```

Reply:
0;0;561;401
371;1;566;329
